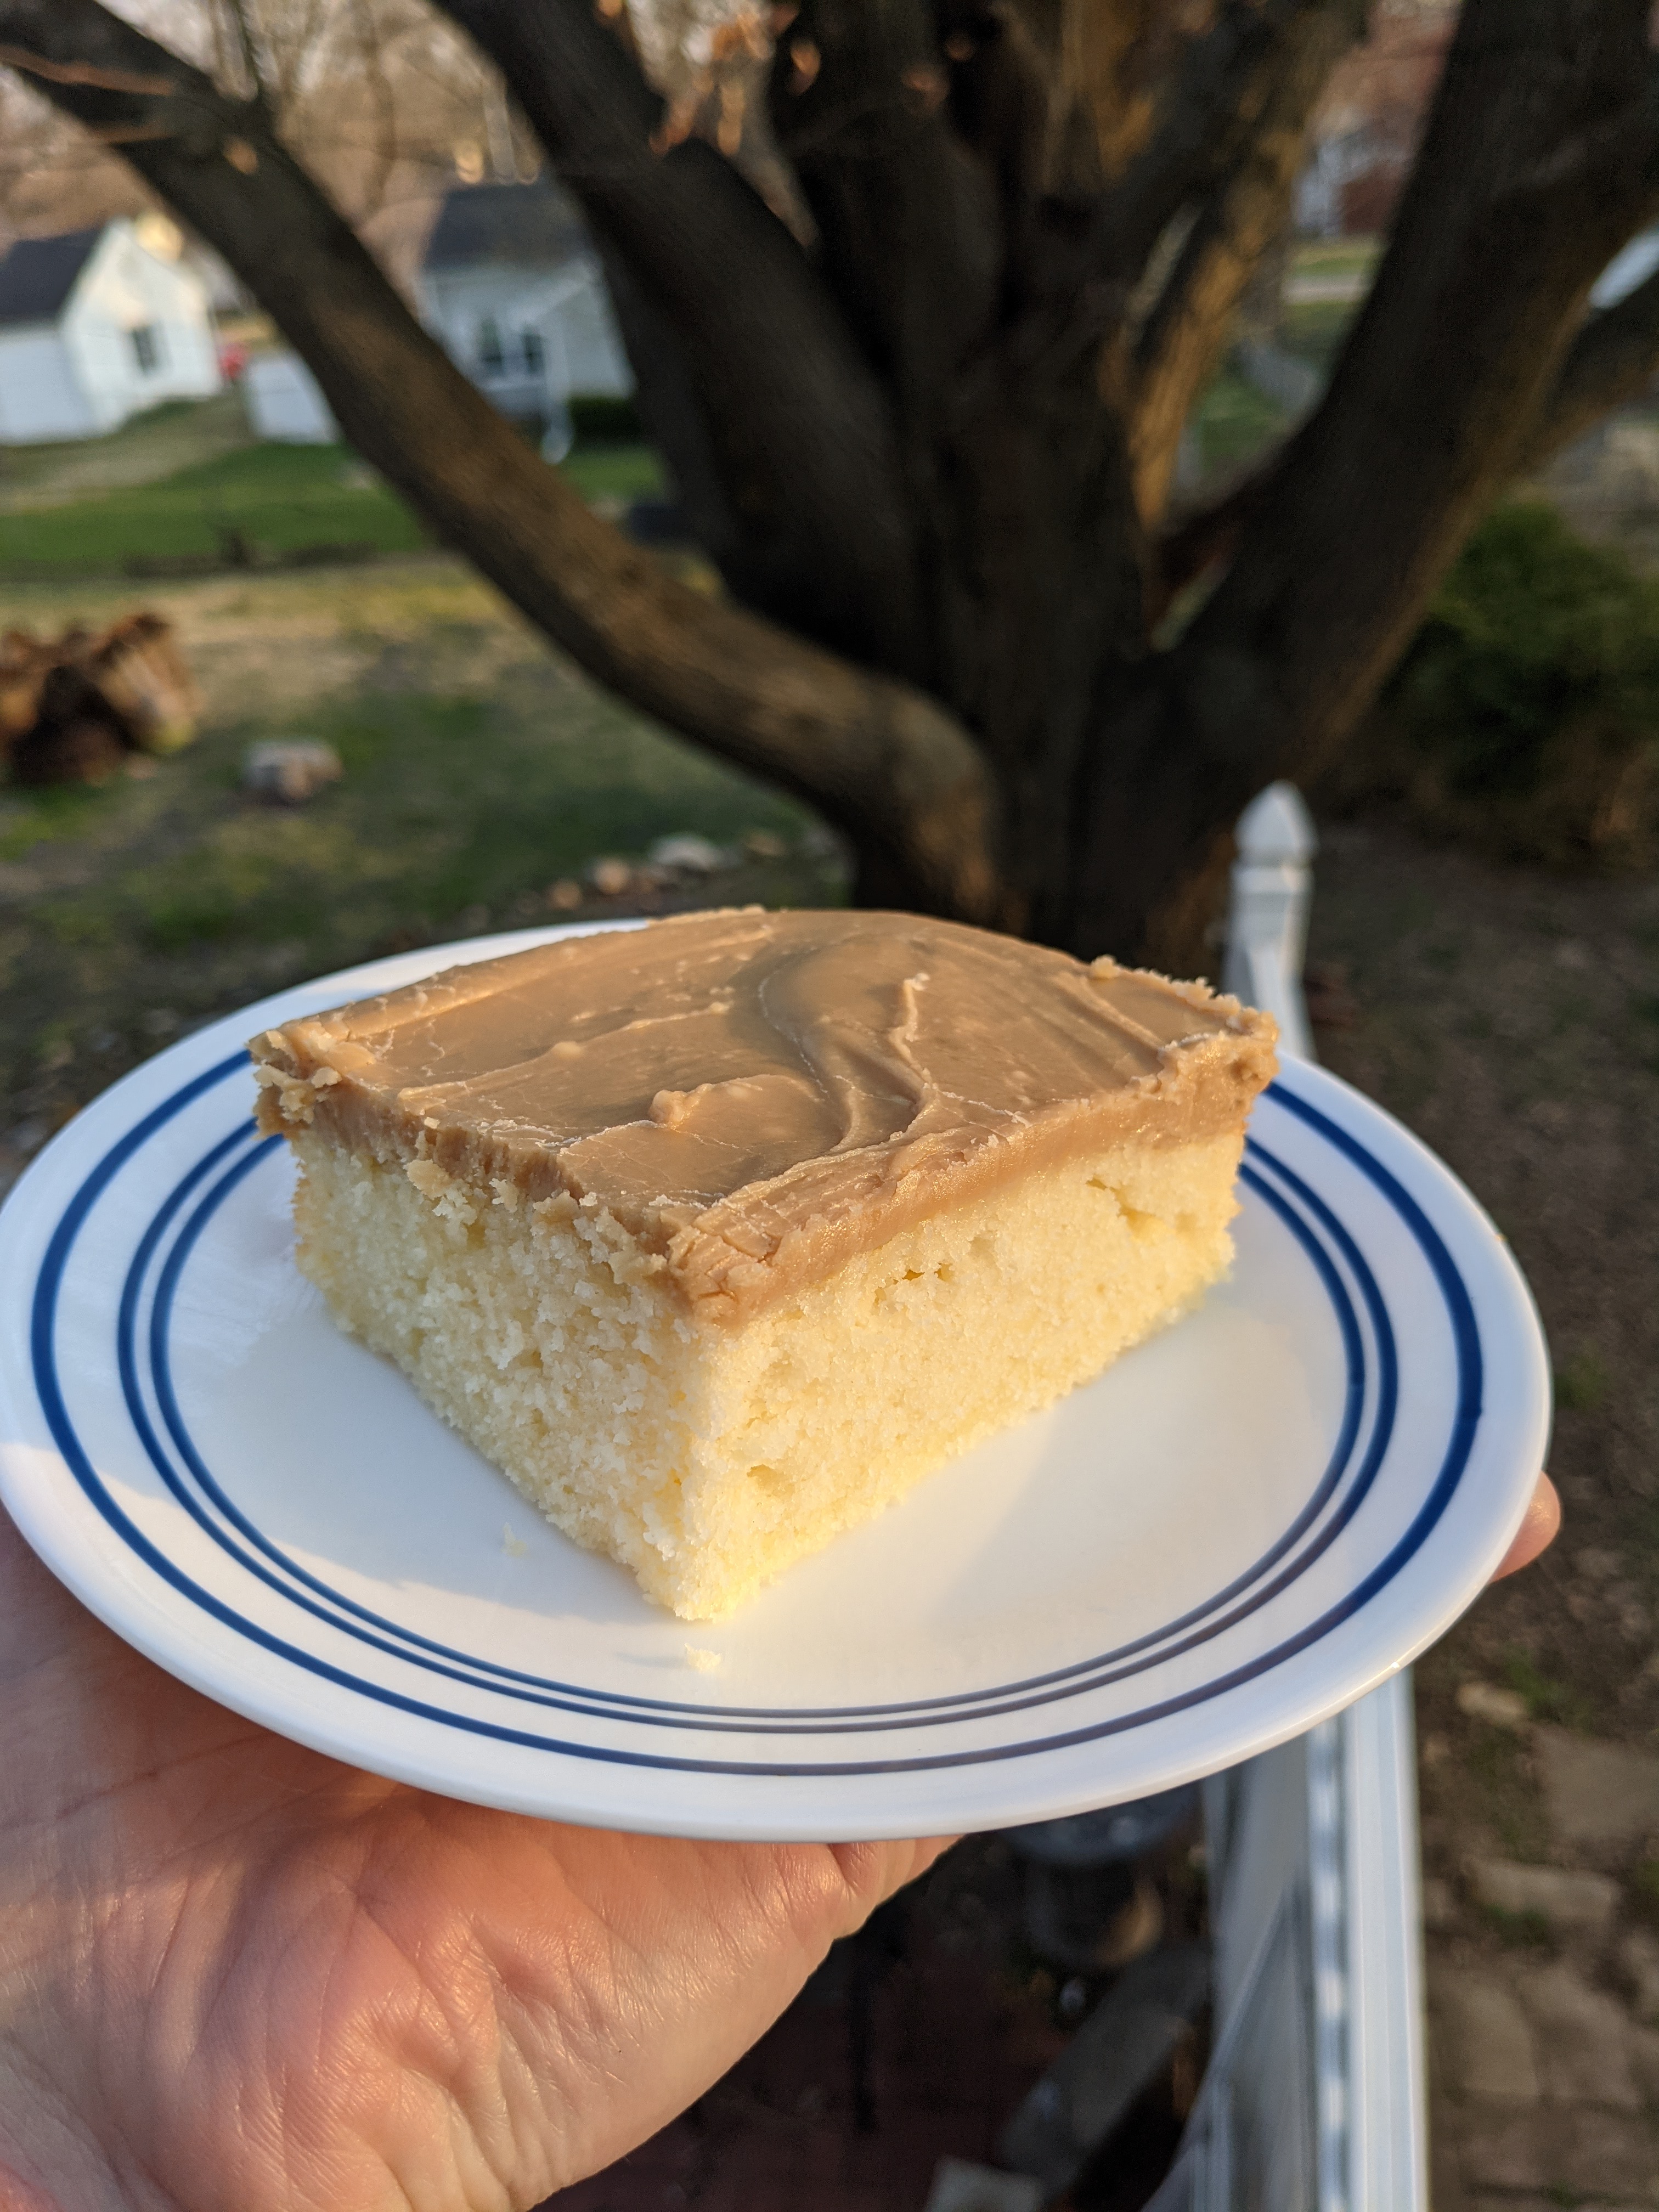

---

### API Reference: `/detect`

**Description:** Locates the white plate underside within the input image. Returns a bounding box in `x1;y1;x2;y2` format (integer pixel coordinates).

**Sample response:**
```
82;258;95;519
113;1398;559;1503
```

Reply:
0;926;1550;1839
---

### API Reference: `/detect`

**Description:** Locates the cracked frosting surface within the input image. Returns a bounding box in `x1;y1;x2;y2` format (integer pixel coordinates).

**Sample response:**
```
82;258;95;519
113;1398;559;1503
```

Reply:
250;909;1277;1321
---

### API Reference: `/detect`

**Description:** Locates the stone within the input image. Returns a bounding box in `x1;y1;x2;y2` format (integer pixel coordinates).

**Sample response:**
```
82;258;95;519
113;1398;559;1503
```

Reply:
545;879;582;911
1543;2107;1659;2199
1537;1726;1659;1846
1620;1926;1659;2023
1467;1858;1619;1937
1457;1680;1531;1730
1431;1968;1539;2102
647;832;726;873
1458;2103;1548;2192
1517;1961;1640;2109
1462;2104;1659;2199
241;738;342;803
923;2160;1042;2212
585;856;634;896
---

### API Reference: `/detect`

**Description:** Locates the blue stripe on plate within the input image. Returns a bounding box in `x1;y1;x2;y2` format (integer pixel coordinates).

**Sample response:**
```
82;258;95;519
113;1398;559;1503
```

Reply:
121;1131;1381;1734
28;1063;1481;1777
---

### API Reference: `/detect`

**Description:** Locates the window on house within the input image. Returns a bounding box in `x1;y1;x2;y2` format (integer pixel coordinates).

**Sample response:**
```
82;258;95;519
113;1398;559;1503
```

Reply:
130;324;162;374
477;318;506;378
521;329;545;377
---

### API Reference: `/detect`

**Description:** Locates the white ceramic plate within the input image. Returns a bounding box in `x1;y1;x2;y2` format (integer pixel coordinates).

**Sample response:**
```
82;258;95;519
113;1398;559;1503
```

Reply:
0;924;1549;1841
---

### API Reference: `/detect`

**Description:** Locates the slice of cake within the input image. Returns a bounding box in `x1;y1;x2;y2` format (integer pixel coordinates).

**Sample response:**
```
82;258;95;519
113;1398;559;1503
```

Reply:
249;910;1276;1618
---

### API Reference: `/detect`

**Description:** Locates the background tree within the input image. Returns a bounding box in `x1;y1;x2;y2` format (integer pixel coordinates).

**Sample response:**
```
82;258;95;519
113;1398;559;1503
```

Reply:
1;0;1657;966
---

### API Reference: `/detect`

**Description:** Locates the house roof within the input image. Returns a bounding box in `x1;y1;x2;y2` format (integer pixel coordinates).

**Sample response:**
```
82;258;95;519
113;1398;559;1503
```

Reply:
0;225;105;329
422;182;588;273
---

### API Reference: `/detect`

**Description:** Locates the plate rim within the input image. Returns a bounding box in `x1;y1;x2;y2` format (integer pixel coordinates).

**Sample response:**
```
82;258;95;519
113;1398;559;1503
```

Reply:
0;924;1551;1836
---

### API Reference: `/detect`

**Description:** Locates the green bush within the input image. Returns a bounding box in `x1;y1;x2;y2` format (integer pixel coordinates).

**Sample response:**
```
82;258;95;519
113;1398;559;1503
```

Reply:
567;393;642;443
1330;500;1659;866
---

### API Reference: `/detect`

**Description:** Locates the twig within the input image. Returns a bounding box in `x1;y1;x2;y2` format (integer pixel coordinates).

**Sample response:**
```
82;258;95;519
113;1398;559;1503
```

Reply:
0;42;175;95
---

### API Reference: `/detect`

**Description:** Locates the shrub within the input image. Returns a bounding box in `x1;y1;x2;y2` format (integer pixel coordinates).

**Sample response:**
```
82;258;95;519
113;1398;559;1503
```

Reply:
1324;500;1659;866
567;393;643;444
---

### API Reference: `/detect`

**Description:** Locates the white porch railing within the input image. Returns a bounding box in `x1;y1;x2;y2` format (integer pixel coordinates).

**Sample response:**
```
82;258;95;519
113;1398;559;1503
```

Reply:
1144;786;1430;2212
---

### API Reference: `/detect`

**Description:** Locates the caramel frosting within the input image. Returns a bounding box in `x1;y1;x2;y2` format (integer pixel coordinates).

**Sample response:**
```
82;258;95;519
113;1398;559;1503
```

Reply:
250;909;1277;1322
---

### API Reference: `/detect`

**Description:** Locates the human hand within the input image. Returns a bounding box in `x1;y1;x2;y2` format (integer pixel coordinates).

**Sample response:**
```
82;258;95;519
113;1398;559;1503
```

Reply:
0;1456;1561;2211
0;1505;950;2212
1489;1471;1561;1582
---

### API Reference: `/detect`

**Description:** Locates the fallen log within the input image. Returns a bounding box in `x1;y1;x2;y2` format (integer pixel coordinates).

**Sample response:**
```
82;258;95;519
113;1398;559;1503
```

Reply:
0;611;199;786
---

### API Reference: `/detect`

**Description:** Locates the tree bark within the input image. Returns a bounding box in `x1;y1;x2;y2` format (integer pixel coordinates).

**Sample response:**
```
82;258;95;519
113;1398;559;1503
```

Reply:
432;0;930;679
1517;263;1659;471
1130;1;1364;523
1073;0;1659;967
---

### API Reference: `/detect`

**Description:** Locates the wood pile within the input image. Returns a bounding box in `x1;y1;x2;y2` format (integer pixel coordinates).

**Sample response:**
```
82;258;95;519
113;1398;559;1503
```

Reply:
0;613;200;786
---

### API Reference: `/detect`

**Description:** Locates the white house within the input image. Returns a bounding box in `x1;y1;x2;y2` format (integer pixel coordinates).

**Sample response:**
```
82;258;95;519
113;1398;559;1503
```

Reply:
241;350;338;444
0;215;222;443
416;181;632;429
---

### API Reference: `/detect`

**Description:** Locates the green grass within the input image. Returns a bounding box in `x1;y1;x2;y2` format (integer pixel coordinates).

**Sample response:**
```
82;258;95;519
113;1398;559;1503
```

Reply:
561;444;667;503
0;393;253;507
0;560;835;1112
1280;295;1361;371
1554;1347;1611;1413
30;678;809;967
0;437;667;577
1290;236;1382;278
1502;1647;1592;1728
0;442;424;574
1479;1904;1554;1948
1193;366;1286;477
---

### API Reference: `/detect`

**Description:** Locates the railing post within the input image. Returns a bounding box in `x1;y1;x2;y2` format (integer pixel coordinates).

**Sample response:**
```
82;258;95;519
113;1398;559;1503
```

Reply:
1222;782;1317;1060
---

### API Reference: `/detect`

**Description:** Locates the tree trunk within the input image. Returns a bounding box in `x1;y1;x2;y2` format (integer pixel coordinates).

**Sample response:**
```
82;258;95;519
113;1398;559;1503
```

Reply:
5;0;1659;972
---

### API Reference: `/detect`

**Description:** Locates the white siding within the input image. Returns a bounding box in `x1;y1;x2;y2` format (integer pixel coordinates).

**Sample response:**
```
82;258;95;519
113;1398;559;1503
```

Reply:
0;329;98;441
419;255;631;417
242;351;337;443
55;222;222;437
530;262;631;398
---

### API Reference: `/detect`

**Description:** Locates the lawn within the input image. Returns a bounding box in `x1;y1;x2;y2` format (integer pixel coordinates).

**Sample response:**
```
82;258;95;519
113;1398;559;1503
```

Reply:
0;558;836;1155
1288;235;1383;283
0;433;668;577
0;392;255;511
1279;294;1363;373
1192;364;1286;478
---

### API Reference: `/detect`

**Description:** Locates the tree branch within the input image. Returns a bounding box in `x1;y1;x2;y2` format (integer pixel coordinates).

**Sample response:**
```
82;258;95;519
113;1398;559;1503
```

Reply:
427;0;928;681
1127;0;1363;524
1105;0;1353;282
0;0;998;920
1076;0;1659;963
769;0;1001;435
1517;264;1659;472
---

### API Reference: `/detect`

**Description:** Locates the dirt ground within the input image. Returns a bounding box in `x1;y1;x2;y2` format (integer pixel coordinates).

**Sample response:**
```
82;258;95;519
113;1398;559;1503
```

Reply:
1307;816;1659;1753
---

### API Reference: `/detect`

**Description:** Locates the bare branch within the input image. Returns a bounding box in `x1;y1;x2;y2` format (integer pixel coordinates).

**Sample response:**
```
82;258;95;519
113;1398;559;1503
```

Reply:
1071;0;1659;962
0;0;997;920
768;0;1000;425
428;0;928;680
1520;266;1659;471
1128;0;1362;524
1105;0;1362;280
0;42;175;94
1152;455;1278;619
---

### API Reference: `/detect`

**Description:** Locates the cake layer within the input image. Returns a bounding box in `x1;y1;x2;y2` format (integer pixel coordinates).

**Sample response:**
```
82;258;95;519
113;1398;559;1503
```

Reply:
285;1124;1248;1618
252;910;1277;1324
